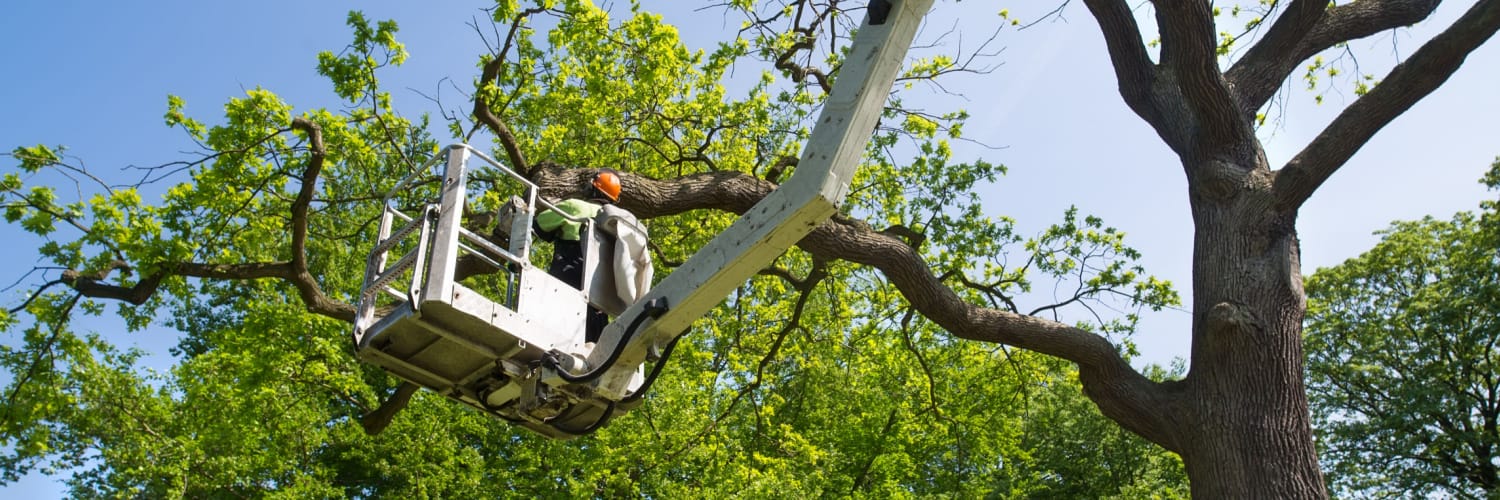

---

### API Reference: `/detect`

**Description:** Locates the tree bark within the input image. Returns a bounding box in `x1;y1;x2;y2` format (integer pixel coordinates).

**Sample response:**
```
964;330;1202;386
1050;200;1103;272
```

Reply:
1176;153;1326;497
1072;0;1500;495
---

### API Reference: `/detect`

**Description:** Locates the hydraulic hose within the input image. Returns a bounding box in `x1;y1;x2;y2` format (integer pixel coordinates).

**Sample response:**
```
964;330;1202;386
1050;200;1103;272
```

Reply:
546;297;668;384
620;333;683;405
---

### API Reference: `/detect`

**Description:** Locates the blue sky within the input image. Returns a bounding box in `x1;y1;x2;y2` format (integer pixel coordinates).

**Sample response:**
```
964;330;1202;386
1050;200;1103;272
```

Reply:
3;0;1498;496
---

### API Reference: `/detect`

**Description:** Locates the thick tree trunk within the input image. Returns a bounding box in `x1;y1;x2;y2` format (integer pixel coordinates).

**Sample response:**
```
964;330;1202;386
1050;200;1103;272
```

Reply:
1177;155;1326;498
1076;0;1500;492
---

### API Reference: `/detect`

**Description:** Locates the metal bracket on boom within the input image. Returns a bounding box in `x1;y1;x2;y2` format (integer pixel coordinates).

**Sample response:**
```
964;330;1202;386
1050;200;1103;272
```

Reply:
352;0;932;438
868;0;893;25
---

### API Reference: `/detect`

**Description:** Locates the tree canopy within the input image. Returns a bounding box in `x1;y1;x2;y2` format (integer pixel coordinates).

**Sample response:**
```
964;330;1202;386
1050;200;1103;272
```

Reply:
1305;158;1500;498
1;1;1187;497
4;0;1499;497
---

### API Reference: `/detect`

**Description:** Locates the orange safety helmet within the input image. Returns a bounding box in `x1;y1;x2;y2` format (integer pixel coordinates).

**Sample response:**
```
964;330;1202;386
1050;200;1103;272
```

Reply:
591;171;622;203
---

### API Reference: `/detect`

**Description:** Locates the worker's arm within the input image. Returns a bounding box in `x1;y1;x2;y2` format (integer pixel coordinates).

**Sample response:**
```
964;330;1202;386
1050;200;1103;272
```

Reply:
533;211;562;242
533;199;599;242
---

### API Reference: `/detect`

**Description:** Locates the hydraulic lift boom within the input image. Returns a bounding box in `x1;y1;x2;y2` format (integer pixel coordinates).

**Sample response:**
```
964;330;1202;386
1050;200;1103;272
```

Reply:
353;0;933;438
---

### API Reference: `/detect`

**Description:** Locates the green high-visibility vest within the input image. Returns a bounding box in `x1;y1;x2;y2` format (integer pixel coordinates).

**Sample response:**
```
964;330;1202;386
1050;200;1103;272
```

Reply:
535;199;602;241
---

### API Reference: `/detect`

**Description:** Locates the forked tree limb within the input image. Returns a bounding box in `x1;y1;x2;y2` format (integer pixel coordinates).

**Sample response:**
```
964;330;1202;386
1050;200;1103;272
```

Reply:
1274;0;1500;211
1153;0;1251;154
55;119;356;323
1227;0;1443;114
1222;0;1331;113
471;7;550;175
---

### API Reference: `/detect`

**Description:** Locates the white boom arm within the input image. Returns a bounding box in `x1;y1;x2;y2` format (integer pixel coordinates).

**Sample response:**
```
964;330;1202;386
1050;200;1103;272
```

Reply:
582;0;934;399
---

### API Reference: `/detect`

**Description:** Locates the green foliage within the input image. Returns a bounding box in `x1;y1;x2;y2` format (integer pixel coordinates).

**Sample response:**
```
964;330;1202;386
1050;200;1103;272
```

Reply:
164;95;207;139
1;1;1185;497
12;144;63;173
1304;158;1500;498
317;11;408;103
999;358;1189;499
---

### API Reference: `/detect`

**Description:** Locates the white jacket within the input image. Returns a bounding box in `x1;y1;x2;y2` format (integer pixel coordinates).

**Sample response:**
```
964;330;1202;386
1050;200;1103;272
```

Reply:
597;205;653;303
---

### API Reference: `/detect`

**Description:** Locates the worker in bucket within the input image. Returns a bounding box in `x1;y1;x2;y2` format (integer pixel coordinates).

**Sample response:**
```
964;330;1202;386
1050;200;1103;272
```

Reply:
534;170;652;343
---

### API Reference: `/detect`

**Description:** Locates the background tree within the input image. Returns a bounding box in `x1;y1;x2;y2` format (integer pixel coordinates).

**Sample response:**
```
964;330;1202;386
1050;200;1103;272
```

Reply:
1304;158;1500;498
1;1;1186;497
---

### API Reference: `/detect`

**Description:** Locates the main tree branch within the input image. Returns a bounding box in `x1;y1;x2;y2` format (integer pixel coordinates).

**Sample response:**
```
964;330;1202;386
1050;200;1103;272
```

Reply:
287;118;353;320
531;165;1186;450
472;61;531;175
61;260;355;322
1224;0;1330;114
1274;0;1500;211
